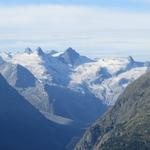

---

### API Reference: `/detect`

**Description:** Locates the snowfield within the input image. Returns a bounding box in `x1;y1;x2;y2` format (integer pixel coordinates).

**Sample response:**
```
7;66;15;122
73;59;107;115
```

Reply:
69;58;148;105
1;48;149;106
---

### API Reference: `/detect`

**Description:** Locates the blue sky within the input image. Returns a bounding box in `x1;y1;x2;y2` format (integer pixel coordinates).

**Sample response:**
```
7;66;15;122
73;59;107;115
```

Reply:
1;0;150;9
0;0;150;60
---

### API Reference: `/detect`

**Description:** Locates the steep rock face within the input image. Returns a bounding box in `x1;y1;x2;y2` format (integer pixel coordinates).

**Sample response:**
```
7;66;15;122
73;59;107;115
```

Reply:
0;63;36;88
0;74;81;150
45;85;108;125
57;47;92;67
75;72;150;150
0;61;51;121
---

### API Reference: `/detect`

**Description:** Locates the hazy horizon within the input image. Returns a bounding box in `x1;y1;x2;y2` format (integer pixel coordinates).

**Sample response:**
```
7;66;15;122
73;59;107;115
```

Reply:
0;0;150;60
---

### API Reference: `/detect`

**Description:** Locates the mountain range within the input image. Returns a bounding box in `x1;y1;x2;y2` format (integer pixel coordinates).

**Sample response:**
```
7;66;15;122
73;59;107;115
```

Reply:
0;47;150;149
1;47;149;105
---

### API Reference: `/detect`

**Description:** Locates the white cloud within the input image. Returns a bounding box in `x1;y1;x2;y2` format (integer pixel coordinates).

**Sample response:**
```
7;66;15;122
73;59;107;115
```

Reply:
0;5;150;60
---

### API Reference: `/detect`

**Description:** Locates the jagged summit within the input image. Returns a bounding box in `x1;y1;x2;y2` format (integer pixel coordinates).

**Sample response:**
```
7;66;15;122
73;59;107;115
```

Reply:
64;47;80;57
58;47;92;67
35;47;44;56
57;47;80;66
25;47;33;54
128;56;134;62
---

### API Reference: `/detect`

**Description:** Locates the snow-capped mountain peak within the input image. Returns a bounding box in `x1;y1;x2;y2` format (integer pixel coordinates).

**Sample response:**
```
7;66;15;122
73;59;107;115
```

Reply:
64;47;80;57
128;56;134;63
10;48;71;85
57;47;92;67
24;47;33;54
58;47;79;65
35;47;45;56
